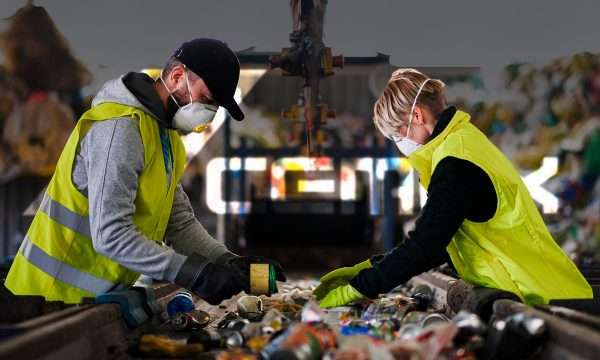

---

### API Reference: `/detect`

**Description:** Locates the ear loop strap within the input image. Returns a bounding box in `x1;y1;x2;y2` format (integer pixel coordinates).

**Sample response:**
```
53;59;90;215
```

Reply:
405;78;431;138
182;64;194;104
160;69;181;108
160;65;191;107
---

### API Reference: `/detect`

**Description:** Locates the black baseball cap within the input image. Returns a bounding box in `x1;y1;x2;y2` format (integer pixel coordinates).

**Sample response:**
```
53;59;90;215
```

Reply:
172;38;244;121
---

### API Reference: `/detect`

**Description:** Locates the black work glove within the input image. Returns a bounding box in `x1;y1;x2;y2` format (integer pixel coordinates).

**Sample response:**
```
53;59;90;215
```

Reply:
216;253;287;284
175;254;246;305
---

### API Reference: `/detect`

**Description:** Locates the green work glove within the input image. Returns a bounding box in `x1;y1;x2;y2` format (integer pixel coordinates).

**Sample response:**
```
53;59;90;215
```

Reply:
313;259;372;300
319;284;365;308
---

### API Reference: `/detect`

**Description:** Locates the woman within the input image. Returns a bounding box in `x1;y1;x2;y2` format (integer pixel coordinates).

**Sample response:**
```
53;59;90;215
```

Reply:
316;68;592;307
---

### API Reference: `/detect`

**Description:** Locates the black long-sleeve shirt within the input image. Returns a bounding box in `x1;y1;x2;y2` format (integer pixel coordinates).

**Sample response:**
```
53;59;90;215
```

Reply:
349;107;498;298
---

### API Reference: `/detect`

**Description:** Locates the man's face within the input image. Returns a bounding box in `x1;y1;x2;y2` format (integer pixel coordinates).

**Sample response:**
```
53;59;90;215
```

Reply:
165;64;218;108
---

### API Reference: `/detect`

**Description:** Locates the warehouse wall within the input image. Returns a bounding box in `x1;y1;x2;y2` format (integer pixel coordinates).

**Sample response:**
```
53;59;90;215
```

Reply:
2;0;600;95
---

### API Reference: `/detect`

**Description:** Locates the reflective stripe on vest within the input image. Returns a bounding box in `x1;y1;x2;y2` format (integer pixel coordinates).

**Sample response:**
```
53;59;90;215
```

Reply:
20;236;125;295
39;193;92;238
4;102;186;303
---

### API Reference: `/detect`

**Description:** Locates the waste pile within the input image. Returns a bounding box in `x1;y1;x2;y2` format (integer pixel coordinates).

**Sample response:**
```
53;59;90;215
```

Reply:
0;4;91;180
134;280;548;359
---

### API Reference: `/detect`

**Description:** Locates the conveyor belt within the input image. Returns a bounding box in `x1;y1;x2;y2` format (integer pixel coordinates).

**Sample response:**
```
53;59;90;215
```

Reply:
0;283;178;359
2;272;600;359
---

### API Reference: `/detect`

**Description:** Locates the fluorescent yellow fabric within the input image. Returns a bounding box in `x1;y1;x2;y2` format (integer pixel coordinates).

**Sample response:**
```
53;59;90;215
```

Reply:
408;110;592;305
5;102;186;303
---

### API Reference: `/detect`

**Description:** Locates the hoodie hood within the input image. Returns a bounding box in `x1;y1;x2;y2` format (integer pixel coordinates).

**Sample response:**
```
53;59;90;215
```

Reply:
92;75;161;123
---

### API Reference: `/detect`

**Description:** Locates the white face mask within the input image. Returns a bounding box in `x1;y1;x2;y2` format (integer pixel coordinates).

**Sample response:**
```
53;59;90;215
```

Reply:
393;78;430;156
394;136;422;157
160;67;218;133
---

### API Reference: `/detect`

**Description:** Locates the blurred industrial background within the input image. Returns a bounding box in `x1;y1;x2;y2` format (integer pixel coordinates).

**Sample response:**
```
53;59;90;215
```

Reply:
0;1;598;269
0;1;599;359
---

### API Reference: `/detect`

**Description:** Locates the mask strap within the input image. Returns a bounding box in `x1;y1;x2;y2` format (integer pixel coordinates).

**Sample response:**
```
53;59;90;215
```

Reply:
160;67;188;108
183;66;194;104
406;78;431;138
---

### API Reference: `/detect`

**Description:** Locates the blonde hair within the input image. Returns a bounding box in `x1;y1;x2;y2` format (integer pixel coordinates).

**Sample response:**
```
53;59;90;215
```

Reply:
373;68;447;140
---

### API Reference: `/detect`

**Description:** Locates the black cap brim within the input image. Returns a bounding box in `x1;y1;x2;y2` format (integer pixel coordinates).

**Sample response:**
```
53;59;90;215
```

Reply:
222;98;244;121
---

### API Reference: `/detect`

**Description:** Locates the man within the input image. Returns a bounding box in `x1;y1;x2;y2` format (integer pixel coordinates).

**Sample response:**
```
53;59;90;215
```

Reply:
315;68;592;308
5;38;285;304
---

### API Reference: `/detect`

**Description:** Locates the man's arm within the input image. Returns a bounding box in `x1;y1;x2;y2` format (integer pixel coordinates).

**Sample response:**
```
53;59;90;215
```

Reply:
80;118;188;282
349;156;494;298
164;184;231;261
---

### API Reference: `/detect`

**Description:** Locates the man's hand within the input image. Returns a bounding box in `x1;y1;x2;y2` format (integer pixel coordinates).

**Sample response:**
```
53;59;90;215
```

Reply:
313;259;372;300
318;284;365;308
218;253;287;283
189;262;246;305
175;254;246;305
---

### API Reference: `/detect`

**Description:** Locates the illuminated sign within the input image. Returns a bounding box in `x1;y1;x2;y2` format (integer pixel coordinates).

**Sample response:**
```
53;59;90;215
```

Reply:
205;156;560;215
179;81;560;217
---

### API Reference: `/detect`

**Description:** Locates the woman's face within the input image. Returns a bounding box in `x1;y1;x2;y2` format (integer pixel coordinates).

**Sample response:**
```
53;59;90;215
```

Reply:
396;106;436;144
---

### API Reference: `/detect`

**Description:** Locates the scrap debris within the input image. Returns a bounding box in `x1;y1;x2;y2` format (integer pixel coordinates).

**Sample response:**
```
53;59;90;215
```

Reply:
135;280;548;359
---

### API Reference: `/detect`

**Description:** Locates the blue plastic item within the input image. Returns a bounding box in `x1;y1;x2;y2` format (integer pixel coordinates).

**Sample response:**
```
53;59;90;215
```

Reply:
167;290;195;317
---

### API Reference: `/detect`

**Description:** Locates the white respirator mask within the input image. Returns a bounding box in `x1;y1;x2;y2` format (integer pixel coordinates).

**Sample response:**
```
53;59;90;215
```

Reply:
160;67;218;134
394;78;430;156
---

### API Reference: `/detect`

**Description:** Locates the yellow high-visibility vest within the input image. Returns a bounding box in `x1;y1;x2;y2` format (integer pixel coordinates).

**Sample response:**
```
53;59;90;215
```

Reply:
5;102;186;303
408;109;592;305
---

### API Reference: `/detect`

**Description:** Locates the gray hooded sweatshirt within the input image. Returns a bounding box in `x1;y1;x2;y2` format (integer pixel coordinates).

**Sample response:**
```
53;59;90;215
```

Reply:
72;75;228;282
